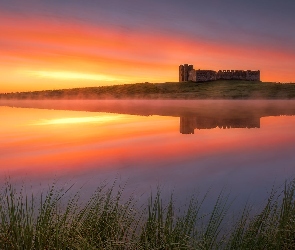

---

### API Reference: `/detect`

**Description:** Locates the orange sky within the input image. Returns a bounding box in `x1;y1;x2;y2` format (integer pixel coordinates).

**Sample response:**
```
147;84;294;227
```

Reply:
1;1;295;92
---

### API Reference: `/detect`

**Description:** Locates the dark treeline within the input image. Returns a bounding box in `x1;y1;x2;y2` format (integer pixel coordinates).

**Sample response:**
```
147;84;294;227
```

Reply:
1;81;295;99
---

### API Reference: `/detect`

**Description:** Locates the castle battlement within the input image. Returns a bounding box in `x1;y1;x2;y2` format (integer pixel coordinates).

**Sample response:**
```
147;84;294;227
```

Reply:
179;64;260;82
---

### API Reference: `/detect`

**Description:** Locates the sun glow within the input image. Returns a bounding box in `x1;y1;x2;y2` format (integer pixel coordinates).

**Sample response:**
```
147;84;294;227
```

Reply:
31;115;126;126
24;70;127;82
1;12;295;92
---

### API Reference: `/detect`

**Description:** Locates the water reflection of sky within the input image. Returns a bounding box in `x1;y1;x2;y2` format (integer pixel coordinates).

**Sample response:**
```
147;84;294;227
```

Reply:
0;100;295;209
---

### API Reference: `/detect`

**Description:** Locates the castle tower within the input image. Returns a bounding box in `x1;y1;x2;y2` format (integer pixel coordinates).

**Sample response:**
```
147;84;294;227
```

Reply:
179;64;193;82
179;65;184;82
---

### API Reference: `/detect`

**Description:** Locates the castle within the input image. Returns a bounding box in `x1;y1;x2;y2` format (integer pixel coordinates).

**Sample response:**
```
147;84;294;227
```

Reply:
179;64;260;82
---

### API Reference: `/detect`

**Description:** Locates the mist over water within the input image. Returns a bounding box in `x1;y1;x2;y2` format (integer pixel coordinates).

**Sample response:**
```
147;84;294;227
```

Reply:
1;99;295;209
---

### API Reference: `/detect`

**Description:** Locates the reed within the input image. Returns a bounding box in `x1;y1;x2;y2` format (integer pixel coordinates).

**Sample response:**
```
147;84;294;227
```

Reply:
1;180;295;249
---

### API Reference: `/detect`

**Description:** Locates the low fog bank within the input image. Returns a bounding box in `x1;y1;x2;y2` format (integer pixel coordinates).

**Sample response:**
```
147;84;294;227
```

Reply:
1;99;295;121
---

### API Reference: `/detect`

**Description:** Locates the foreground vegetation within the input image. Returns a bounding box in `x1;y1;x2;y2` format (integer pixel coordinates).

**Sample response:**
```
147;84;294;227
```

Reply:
1;80;295;99
1;180;295;249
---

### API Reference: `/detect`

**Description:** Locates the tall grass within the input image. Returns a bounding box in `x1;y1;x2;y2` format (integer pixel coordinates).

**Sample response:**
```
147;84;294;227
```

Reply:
1;180;295;249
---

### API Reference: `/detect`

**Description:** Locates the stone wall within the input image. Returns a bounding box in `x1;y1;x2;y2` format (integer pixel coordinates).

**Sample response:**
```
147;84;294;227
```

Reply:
180;64;260;82
189;69;217;82
216;70;260;81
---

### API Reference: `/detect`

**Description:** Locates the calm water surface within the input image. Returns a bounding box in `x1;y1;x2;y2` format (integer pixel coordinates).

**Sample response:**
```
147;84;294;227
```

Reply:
1;100;295;207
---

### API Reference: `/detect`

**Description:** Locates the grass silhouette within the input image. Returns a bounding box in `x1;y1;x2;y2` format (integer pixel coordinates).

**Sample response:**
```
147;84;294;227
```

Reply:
1;180;295;249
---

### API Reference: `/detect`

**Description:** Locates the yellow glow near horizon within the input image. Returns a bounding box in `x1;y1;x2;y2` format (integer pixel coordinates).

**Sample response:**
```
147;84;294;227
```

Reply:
31;115;126;126
24;70;128;82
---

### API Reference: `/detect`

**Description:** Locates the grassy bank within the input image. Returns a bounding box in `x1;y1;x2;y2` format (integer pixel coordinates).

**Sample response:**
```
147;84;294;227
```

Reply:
1;180;295;249
1;80;295;100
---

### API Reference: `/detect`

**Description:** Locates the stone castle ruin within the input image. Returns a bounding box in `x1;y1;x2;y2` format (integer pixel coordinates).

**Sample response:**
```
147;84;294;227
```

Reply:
179;64;260;82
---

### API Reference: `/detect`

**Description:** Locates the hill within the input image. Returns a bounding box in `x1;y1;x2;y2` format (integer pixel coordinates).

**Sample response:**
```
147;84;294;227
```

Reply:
1;80;295;99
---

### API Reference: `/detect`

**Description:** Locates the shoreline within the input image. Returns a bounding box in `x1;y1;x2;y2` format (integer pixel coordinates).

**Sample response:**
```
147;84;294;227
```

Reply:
1;80;295;100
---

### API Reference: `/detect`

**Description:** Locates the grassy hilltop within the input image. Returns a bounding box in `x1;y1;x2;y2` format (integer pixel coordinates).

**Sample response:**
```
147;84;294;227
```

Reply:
1;80;295;99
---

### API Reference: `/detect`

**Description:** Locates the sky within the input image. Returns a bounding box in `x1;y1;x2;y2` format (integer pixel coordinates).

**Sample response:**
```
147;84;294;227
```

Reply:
1;0;295;92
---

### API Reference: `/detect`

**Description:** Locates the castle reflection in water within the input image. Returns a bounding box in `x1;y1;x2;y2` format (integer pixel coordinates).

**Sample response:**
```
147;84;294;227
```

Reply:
180;115;260;134
1;100;295;135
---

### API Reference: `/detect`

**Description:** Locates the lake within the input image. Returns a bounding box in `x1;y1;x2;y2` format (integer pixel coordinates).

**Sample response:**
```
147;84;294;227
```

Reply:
1;99;295;209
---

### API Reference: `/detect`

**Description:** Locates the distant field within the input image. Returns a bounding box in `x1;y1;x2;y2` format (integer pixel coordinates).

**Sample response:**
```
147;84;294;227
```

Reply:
1;80;295;99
